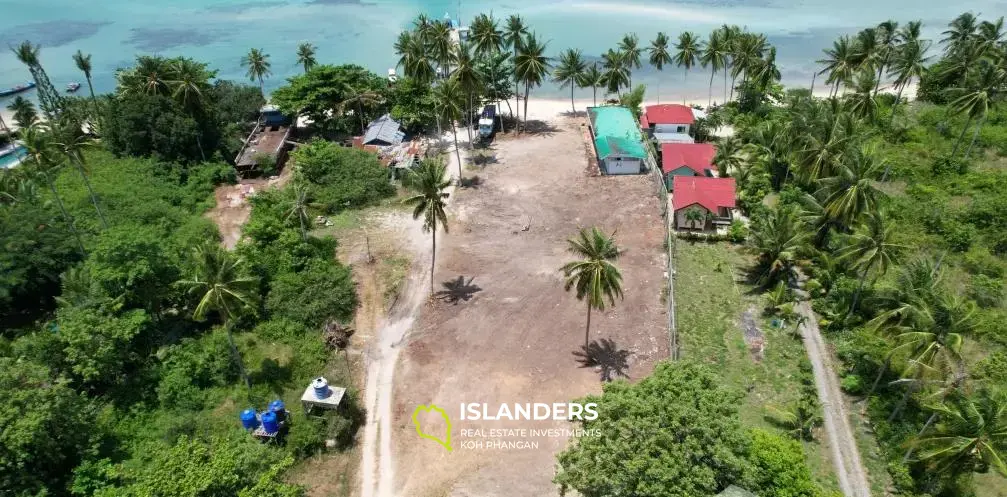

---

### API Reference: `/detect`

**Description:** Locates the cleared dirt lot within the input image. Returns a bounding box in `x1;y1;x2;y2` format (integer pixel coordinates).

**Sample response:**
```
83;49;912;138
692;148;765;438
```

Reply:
390;117;668;497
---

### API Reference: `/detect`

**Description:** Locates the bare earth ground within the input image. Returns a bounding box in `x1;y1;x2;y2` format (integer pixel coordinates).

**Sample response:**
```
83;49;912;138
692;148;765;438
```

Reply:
389;117;668;497
205;165;295;248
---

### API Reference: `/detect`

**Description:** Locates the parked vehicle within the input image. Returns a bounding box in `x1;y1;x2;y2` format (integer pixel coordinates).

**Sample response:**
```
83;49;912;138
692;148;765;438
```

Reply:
478;105;496;140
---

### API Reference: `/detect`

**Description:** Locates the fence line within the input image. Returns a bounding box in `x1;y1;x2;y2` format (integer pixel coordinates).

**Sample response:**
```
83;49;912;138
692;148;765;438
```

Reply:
644;144;678;360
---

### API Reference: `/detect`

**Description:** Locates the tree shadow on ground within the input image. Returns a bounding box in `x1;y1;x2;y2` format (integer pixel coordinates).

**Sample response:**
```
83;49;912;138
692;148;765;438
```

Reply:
434;276;482;304
459;175;483;189
560;110;587;118
573;338;632;382
518;120;559;136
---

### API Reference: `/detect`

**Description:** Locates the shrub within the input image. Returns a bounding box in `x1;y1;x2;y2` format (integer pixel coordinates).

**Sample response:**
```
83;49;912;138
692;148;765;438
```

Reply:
253;318;311;341
940;222;977;252
293;141;395;213
970;274;1005;308
266;260;357;328
285;418;326;459
728;220;749;242
743;429;823;497
931;154;968;175
253;152;277;176
841;374;864;395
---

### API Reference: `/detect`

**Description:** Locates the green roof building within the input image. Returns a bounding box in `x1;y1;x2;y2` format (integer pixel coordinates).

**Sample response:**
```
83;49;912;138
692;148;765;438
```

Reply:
587;106;646;175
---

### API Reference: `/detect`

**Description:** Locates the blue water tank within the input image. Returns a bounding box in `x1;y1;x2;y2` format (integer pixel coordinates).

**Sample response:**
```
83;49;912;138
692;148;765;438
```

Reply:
269;399;286;421
312;377;330;399
240;408;259;430
261;410;280;433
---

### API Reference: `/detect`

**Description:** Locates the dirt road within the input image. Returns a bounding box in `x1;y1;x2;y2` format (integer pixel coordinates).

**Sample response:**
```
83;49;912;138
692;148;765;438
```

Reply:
796;300;872;497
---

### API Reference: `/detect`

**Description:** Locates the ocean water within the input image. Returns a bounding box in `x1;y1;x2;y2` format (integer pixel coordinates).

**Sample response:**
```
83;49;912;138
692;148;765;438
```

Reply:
0;0;1001;105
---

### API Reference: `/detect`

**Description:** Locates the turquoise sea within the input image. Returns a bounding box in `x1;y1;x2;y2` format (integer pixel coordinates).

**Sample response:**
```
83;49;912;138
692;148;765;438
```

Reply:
0;0;1002;104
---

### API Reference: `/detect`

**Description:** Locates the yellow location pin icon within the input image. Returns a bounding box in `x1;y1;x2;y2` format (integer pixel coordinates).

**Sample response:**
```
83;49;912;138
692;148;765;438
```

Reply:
412;404;453;452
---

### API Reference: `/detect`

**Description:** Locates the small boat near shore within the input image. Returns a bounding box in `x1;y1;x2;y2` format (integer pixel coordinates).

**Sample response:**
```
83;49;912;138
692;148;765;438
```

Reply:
0;82;36;98
66;82;81;93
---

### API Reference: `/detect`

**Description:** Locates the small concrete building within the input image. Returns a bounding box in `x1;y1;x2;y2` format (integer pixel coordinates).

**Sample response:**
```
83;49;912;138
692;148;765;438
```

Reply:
662;142;717;189
640;104;696;143
588;106;647;175
672;175;736;231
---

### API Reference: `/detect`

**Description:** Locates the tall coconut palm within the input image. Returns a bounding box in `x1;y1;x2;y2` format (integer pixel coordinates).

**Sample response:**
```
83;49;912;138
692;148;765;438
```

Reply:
397;32;436;85
432;79;465;179
949;61;1006;159
578;63;604;107
852;28;881;78
712;136;747;176
875;20;899;94
899;20;924;45
846;69;880;120
674;31;700;103
888;38;931;124
296;42;317;73
600;49;630;97
403;160;451;295
553;49;587;113
169;58;213;160
470;13;505;130
700;30;728;108
942;12;979;57
452;42;481;145
618;34;643;87
817;145;883;229
72;50;99;117
514;33;551;131
285;182;311;241
750;46;781;90
818;36;858;97
559;227;623;348
978;17;1006;50
341;85;383;135
20;124;85;256
719;24;741;102
648;32;673;104
51;120;108;229
428;21;456;78
13;41;63;119
503;15;529;118
176;244;260;388
913;390;1007;479
241;48;272;94
117;55;172;97
837;210;905;316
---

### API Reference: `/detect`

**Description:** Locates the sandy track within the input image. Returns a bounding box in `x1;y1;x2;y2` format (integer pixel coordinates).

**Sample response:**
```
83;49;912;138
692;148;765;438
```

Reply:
796;300;872;497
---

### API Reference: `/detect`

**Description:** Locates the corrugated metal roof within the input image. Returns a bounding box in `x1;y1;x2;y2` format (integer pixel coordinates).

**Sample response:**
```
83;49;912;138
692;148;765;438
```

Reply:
362;114;405;146
588;106;646;159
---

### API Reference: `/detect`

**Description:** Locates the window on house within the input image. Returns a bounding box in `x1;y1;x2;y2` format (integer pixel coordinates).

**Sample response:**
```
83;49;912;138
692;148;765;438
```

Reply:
677;126;687;133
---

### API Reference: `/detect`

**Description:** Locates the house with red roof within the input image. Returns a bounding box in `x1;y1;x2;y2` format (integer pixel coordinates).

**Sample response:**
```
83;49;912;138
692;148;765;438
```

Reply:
640;104;696;143
661;142;717;189
672;176;737;231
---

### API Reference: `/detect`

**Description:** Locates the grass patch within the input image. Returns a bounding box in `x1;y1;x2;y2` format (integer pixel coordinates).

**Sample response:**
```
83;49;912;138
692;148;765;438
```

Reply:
379;255;411;305
674;240;840;493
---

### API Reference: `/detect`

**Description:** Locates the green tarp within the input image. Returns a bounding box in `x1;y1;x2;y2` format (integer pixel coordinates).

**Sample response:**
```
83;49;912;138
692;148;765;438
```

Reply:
589;106;646;159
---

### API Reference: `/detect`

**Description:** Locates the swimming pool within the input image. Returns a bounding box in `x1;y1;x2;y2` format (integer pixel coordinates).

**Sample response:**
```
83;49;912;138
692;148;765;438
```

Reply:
0;145;26;169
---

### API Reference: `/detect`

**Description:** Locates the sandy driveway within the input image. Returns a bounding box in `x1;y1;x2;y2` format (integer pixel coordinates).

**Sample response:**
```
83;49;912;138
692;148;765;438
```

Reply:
386;117;668;497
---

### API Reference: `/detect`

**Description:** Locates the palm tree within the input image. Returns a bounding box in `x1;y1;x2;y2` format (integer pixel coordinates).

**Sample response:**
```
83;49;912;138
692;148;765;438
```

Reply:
818;36;858;97
578;63;604;107
747;205;809;285
618;34;643;87
396;32;436;85
7;96;38;129
428;21;456;79
514;33;551;131
700;30;728;108
470;13;505;130
72;50;100;117
875;20;899;94
241;48;272;94
176;244;260;388
730;32;766;91
750;46;781;90
169;58;213;160
600;49;630;96
117;55;172;96
817;145;883;229
51;120;108;229
13;41;63;119
719;24;741;102
285;182;311;241
942;12;979;57
296;42;317;72
898;20;924;45
648;32;673;104
674;32;700;104
341;84;384;135
432;79;465;180
888;38;931;124
913;390;1007;480
553;49;587;113
683;206;707;230
559;227;623;348
846;69;880;120
20;124;85;256
949;61;1006;159
712;136;747;176
403;160;451;295
837;210;905;316
452;42;481;145
503;15;529;118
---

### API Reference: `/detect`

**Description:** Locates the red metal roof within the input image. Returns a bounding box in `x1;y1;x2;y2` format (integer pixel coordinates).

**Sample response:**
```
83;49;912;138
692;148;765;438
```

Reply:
661;142;717;175
672;176;736;212
642;104;695;126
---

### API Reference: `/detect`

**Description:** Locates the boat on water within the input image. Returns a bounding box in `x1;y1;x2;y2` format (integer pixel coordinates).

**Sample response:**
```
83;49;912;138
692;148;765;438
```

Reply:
0;82;36;98
66;82;81;93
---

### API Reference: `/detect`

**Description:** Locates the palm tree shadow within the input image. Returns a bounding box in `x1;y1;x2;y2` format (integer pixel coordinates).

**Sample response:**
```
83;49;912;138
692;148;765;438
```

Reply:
434;275;482;304
573;338;632;382
520;120;559;135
